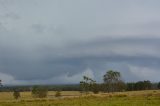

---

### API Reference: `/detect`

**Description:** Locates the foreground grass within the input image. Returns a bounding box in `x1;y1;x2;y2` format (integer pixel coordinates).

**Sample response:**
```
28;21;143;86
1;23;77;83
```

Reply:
0;90;160;106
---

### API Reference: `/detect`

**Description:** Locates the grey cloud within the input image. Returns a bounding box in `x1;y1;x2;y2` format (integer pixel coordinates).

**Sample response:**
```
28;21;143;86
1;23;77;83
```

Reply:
1;37;160;82
1;12;20;20
31;24;46;33
0;0;160;84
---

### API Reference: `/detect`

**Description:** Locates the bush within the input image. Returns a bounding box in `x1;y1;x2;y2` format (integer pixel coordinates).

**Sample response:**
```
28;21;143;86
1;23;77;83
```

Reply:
32;86;48;98
13;90;20;99
158;82;160;89
114;94;127;97
55;91;61;97
91;84;99;94
145;93;152;97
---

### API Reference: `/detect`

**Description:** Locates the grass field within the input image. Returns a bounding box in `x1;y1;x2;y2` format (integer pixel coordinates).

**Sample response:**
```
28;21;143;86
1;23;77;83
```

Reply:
0;90;160;106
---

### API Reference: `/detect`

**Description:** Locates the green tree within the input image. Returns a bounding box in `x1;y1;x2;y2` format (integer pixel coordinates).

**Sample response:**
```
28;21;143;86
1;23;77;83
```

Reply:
143;80;151;90
0;80;2;87
13;90;20;99
80;76;91;94
100;83;109;92
134;80;151;90
55;90;61;97
91;83;99;94
32;86;48;98
157;82;160;89
80;76;99;94
111;80;126;92
126;82;135;91
103;70;122;92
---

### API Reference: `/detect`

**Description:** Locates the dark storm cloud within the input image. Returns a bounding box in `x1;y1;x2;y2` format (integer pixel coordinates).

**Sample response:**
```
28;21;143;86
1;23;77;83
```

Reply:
1;37;160;83
1;0;160;84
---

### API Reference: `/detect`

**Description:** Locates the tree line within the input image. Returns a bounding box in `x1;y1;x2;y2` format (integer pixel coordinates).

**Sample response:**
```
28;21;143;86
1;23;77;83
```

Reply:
0;70;160;99
80;70;160;94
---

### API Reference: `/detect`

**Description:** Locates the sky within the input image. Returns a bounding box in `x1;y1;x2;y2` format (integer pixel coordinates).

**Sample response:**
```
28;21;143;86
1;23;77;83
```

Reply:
0;0;160;85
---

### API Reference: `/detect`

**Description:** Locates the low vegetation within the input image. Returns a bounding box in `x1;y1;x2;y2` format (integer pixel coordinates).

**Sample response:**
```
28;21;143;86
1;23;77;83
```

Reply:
13;90;20;99
31;86;48;98
0;70;160;105
0;90;160;106
55;90;61;97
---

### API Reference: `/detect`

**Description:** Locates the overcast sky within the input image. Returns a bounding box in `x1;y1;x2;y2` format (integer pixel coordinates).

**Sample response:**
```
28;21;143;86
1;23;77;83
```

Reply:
0;0;160;85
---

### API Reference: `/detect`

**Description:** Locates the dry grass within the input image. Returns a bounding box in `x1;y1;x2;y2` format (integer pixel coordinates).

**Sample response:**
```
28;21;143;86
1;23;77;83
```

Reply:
0;90;160;106
1;90;160;100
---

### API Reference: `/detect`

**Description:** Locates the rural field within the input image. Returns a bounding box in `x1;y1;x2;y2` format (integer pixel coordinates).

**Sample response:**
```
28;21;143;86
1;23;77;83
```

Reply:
0;90;160;106
1;0;160;106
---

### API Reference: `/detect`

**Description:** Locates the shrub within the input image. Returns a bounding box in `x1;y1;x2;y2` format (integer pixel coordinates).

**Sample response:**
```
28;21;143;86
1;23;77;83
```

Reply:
153;90;156;93
55;91;61;97
145;93;152;97
114;94;127;97
13;90;20;99
32;86;48;98
91;84;99;94
108;94;112;98
158;82;160;89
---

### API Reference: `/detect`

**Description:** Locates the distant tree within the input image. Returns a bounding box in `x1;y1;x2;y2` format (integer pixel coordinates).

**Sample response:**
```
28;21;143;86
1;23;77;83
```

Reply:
135;81;144;90
0;80;2;87
103;70;122;92
32;86;48;98
126;82;135;91
0;80;3;92
55;90;61;97
134;80;151;90
80;76;99;94
157;82;160;89
115;80;126;92
143;80;151;90
100;83;109;92
13;90;20;99
91;83;100;94
126;80;152;91
80;76;91;94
